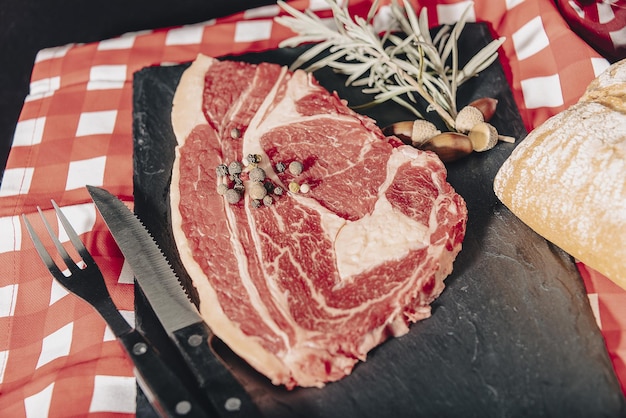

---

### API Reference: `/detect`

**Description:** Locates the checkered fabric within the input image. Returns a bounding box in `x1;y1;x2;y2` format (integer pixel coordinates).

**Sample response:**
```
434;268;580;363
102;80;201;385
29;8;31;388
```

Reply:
1;0;624;416
556;0;626;61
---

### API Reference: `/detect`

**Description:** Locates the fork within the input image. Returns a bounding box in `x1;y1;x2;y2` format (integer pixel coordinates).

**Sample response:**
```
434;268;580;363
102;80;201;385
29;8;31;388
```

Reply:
22;201;210;418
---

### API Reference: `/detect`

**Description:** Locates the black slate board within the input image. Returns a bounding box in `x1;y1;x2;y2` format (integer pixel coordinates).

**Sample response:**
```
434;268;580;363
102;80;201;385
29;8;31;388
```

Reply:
132;23;626;417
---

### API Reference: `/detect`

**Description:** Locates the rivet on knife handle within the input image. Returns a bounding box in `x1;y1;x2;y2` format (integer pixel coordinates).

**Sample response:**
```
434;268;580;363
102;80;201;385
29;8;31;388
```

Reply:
172;321;263;417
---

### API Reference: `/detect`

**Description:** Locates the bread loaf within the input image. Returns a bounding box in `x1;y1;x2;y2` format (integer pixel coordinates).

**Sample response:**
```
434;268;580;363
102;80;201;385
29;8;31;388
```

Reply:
493;59;626;290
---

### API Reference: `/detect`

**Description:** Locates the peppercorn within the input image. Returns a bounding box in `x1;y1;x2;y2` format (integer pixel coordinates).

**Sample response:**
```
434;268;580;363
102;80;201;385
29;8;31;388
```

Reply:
275;161;286;173
289;161;304;175
216;183;229;195
233;182;245;193
273;186;284;196
216;164;229;177
247;154;261;164
263;195;274;207
232;176;244;188
224;188;241;204
251;199;262;208
228;161;243;175
249;182;267;200
263;180;275;194
230;127;241;139
249;167;266;182
289;182;300;193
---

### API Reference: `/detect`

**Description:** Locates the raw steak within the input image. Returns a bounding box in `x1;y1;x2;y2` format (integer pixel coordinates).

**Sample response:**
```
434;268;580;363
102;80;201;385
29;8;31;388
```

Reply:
170;54;467;389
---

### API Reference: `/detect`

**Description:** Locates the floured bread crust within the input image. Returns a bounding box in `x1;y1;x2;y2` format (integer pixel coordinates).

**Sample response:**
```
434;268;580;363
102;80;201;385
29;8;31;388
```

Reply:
494;59;626;289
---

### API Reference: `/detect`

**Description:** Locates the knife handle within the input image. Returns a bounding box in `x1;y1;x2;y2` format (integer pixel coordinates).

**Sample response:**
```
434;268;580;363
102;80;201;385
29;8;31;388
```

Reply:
171;322;263;417
118;329;209;418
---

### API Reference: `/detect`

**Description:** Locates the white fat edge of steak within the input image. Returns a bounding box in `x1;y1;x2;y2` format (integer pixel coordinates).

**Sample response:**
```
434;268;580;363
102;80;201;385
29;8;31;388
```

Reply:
171;54;215;145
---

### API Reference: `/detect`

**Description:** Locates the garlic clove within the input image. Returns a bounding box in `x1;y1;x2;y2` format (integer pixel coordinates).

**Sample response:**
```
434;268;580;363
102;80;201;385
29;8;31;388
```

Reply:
418;132;473;162
468;97;498;122
455;106;484;133
468;122;499;152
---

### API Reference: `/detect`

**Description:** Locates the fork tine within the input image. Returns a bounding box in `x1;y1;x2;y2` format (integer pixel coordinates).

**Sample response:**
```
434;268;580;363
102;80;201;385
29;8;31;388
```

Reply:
21;213;66;280
51;200;96;266
36;204;81;274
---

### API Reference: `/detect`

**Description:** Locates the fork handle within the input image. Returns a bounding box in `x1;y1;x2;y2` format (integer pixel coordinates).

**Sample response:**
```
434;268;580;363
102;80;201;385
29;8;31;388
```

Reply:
118;329;210;418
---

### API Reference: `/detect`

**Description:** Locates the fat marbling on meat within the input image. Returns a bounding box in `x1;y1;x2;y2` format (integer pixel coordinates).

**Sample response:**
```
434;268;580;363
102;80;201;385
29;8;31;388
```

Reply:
170;54;467;389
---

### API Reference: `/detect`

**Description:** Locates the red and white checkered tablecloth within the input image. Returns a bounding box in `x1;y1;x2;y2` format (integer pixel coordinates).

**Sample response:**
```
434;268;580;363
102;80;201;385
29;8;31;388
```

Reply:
1;0;625;416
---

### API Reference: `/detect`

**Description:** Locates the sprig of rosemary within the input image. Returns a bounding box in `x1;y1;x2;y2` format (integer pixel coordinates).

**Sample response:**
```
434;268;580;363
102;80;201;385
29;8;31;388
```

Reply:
275;0;505;130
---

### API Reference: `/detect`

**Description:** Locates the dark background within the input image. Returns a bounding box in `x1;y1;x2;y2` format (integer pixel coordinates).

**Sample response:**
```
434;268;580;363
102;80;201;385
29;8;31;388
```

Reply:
0;0;276;182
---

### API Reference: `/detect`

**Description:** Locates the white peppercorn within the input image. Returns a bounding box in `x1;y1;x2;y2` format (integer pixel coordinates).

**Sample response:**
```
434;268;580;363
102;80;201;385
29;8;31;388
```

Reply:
249;182;267;200
289;161;304;175
216;183;229;195
249;167;266;182
224;188;241;204
228;161;243;175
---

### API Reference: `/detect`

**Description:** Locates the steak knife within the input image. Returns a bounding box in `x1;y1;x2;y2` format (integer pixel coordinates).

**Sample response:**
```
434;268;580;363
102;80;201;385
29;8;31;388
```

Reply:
87;185;262;418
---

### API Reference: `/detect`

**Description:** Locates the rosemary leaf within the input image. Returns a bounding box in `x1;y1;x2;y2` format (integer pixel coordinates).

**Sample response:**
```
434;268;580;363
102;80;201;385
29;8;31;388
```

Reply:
366;0;382;23
440;6;469;65
435;31;449;57
417;6;432;46
302;49;351;72
346;62;377;85
389;3;413;36
456;37;506;83
403;0;423;43
275;0;506;130
287;40;337;70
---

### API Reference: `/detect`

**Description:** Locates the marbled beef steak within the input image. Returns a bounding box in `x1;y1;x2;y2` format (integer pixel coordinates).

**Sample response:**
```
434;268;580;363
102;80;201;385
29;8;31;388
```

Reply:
169;54;467;389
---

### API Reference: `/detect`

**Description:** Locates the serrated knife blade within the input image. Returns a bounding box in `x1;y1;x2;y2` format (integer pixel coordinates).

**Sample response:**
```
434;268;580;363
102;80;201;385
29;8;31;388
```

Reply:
87;185;262;418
